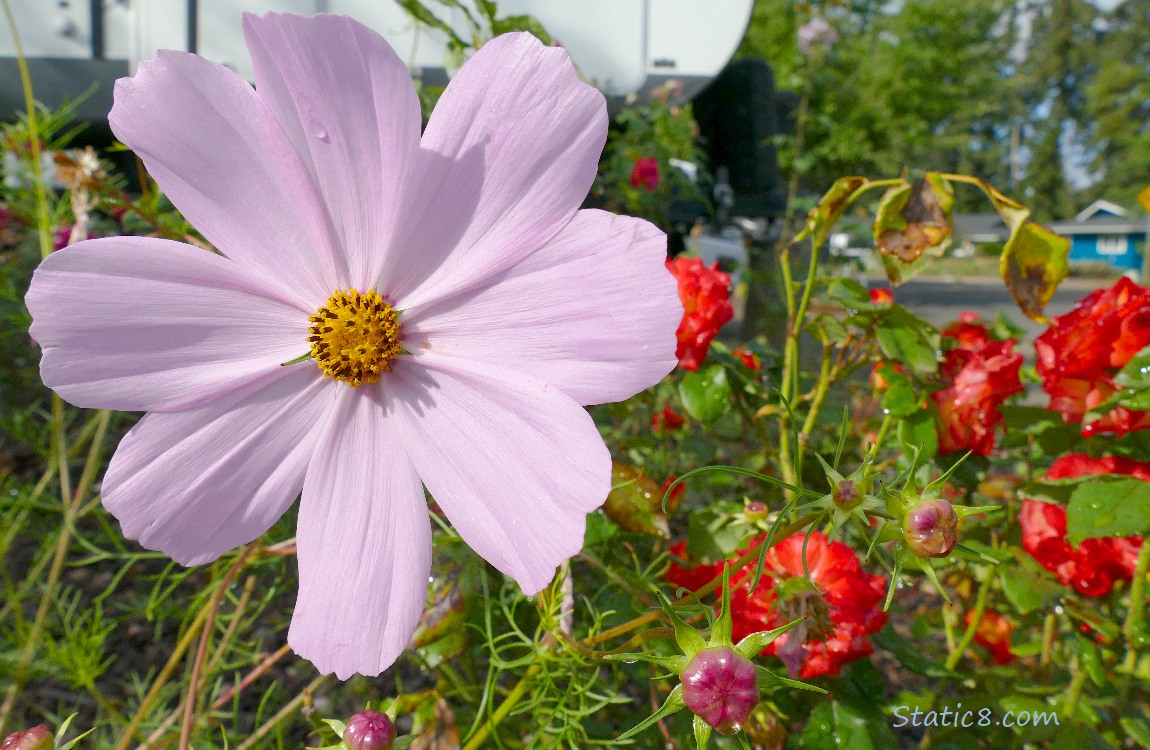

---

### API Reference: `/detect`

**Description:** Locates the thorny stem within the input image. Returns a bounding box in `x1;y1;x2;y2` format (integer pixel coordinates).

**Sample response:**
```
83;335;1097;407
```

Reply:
945;569;994;671
233;675;329;750
179;545;258;750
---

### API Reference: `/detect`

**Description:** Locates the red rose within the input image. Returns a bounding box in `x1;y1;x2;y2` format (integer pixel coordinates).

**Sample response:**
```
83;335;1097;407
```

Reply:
1020;454;1146;596
965;609;1015;665
1035;278;1150;437
732;347;761;371
630;156;660;191
652;406;686;432
666;532;888;679
666;257;734;371
931;321;1023;455
868;287;894;306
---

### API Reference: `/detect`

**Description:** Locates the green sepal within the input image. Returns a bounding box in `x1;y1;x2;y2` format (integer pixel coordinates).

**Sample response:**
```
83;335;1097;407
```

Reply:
658;592;707;659
603;652;689;673
953;504;1001;520
709;564;734;648
694;714;713;750
734;618;804;660
755;664;827;694
915;556;950;602
393;737;417;750
617;683;687;741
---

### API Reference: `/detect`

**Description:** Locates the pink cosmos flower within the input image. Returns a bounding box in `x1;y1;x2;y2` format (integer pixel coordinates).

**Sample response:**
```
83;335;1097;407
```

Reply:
25;13;680;679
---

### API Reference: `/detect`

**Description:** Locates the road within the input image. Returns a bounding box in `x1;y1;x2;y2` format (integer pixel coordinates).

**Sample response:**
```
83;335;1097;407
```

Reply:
871;275;1108;341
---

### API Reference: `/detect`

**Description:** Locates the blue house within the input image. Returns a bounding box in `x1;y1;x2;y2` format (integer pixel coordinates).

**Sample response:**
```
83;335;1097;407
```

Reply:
1050;200;1148;272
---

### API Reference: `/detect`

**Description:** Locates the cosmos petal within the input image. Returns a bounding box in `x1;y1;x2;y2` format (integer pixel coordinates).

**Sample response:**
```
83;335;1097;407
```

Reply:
406;210;680;405
384;32;608;309
26;237;310;413
102;367;335;566
243;12;423;289
110;49;341;306
391;355;610;594
288;386;431;679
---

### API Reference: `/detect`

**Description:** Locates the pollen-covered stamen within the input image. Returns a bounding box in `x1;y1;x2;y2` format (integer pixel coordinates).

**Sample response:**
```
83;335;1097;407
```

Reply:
308;289;402;387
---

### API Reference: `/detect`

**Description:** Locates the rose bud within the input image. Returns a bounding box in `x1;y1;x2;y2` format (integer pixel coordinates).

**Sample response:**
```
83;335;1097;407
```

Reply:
680;646;759;735
343;710;397;750
902;498;959;558
1;725;52;750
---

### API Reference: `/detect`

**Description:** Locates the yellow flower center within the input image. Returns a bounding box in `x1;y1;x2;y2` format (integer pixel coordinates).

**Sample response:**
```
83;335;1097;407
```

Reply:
308;289;402;387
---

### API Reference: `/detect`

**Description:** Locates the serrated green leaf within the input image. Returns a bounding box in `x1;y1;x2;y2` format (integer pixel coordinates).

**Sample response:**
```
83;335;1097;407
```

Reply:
679;364;731;425
1066;478;1150;544
875;307;940;376
1000;558;1063;614
897;408;937;459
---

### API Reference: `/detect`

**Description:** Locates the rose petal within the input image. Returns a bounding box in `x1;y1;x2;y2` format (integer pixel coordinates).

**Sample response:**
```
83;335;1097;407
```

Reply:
102;367;334;566
391;354;610;593
243;12;422;290
27;237;310;412
110;49;342;307
406;210;679;405
288;385;431;679
384;32;608;309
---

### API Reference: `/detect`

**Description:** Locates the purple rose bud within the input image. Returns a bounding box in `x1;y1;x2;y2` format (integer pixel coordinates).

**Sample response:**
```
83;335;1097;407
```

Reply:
832;479;859;509
1;725;53;750
902;498;959;558
343;710;396;750
680;647;759;736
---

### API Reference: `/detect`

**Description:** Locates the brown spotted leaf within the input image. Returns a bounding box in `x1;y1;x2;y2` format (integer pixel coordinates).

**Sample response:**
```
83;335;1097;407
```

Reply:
1000;222;1069;322
874;174;955;283
604;462;671;538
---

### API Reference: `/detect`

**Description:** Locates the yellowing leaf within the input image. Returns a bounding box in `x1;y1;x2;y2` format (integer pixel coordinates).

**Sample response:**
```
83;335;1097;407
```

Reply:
1000;222;1069;322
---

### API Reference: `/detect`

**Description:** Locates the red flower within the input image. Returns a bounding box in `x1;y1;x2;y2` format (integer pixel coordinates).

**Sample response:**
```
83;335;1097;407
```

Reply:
868;287;894;306
652;406;686;432
630;156;660;191
666;257;734;371
931;320;1023;455
1035;278;1150;437
1020;454;1147;596
732;347;761;371
667;532;888;679
965;609;1015;665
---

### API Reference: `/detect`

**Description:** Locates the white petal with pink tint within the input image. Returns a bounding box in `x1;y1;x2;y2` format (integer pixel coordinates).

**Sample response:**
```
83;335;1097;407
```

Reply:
289;385;431;679
406;210;680;405
27;237;309;413
391;355;610;594
110;50;342;306
103;367;334;566
383;33;608;309
243;12;422;289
